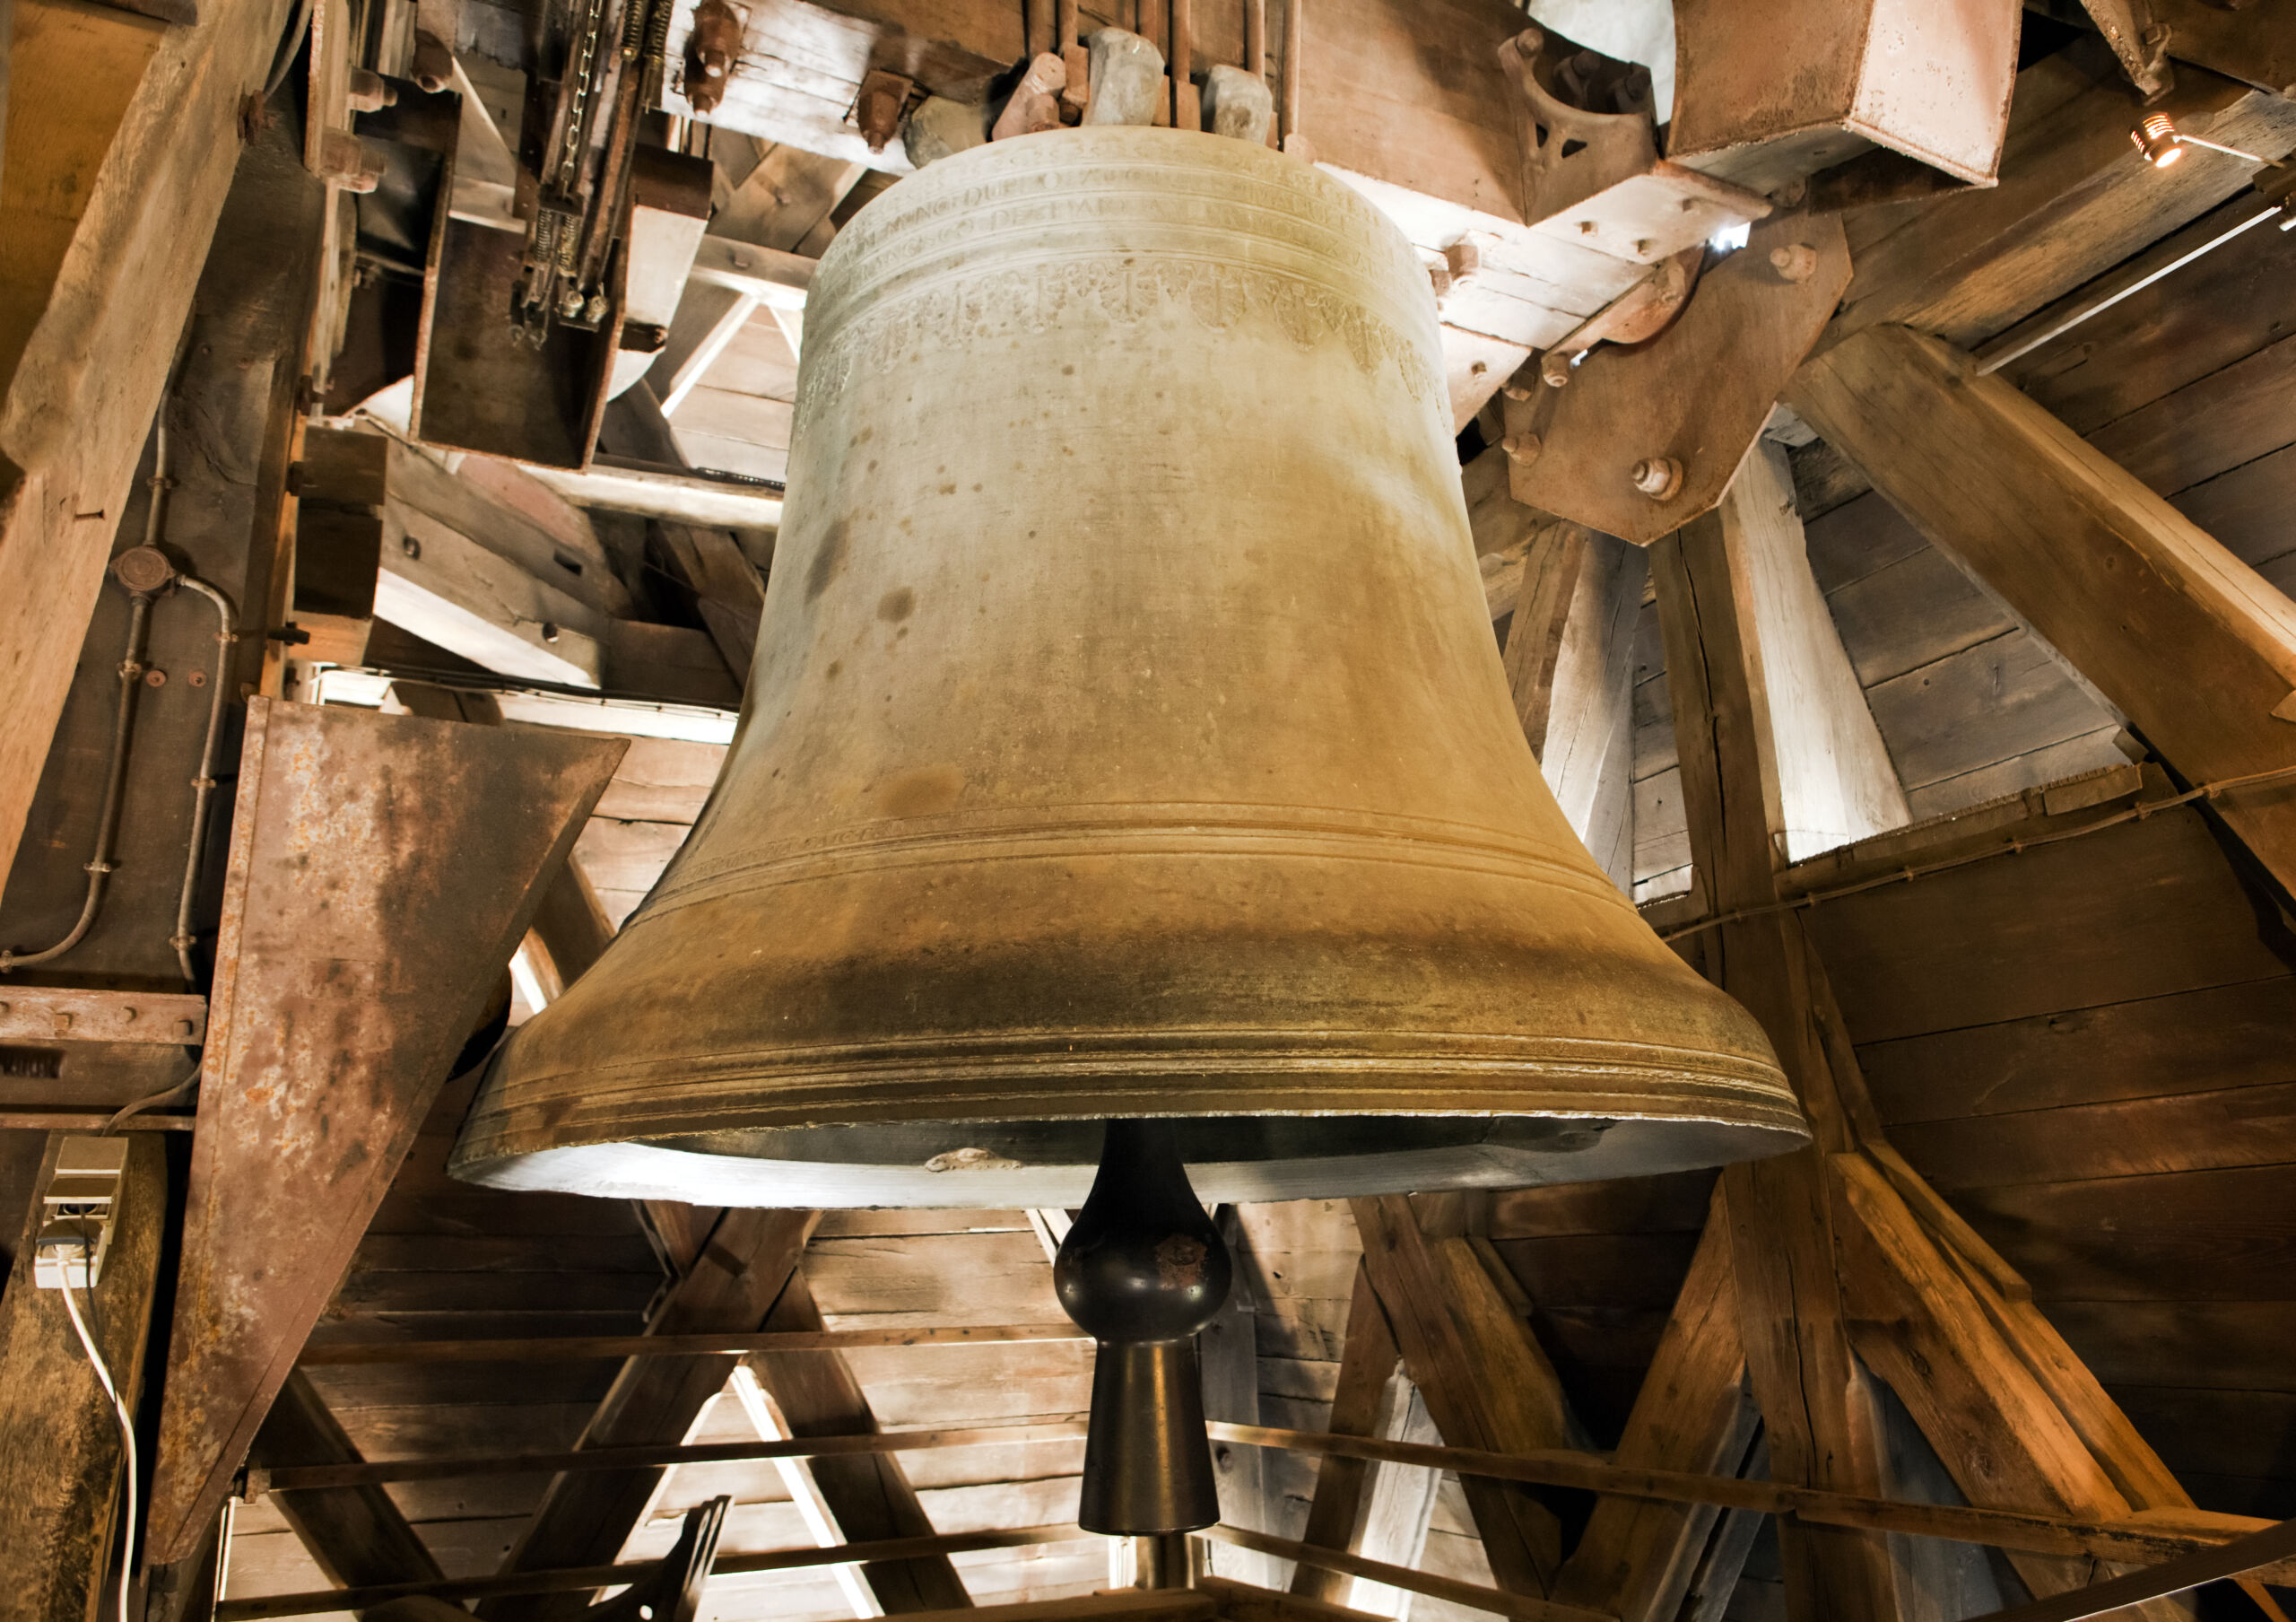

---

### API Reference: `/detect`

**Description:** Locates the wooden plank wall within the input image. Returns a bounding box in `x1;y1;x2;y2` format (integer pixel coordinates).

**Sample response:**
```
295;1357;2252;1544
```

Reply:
1809;806;2296;1521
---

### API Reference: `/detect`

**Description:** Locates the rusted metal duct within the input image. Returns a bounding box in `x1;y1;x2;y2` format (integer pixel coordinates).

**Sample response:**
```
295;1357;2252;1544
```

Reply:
449;127;1806;1210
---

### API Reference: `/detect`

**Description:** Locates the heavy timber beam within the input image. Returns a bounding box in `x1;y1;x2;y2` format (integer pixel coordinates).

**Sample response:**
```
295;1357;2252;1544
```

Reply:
1349;1195;1576;1598
0;0;301;882
1787;324;2296;899
1651;498;1905;1622
0;1134;168;1622
145;702;628;1566
1651;455;2213;1622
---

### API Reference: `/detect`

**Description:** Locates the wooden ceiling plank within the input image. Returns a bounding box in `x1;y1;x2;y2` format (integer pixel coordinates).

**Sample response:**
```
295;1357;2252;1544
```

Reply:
143;702;628;1569
1348;1195;1574;1598
1548;1191;1757;1622
1787;324;2296;901
474;1207;820;1620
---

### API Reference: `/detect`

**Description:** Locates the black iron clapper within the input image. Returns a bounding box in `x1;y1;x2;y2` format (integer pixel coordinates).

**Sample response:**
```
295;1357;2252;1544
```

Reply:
1053;1120;1234;1538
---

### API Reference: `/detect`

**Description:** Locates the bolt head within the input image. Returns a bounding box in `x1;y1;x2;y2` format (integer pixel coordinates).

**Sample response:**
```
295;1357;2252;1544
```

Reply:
1631;456;1684;500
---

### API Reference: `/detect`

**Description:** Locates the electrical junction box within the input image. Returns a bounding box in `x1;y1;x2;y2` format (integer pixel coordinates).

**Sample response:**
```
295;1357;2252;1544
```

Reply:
34;1136;129;1291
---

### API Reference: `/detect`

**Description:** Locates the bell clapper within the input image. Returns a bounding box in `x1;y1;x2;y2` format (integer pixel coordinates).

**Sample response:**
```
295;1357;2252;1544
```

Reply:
1054;1120;1234;1553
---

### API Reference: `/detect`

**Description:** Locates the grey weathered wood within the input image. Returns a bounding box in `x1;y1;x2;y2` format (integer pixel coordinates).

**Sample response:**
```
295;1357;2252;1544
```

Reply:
1539;533;1644;894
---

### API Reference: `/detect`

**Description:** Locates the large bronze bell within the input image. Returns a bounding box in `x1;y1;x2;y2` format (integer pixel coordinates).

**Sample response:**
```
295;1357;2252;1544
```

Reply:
449;127;1805;1211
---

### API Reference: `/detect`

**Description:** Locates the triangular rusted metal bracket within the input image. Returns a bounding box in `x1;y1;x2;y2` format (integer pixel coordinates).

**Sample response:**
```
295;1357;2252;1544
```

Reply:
144;698;628;1565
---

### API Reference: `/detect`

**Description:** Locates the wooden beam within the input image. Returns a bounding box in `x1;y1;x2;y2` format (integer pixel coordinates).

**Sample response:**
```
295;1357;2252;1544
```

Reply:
1549;1192;1757;1622
248;1370;445;1598
1720;440;1909;861
1787;323;2296;899
0;1133;168;1622
749;1266;975;1610
1290;1260;1404;1606
1652;504;1903;1620
0;0;300;882
477;1206;819;1618
652;521;767;684
144;702;629;1567
1349;1195;1574;1597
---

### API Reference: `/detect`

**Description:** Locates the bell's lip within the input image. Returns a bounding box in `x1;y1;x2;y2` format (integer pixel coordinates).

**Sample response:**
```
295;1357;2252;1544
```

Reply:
447;1084;1810;1209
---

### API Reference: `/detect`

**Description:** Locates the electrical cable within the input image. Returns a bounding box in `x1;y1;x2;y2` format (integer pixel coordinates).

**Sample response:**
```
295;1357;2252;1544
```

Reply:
103;1061;204;1134
59;1235;137;1622
1659;759;2296;944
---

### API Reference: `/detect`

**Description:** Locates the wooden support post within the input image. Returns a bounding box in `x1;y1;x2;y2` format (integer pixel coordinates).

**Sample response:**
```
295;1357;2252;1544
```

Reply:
1550;1191;1758;1622
1203;1209;1278;1587
144;702;628;1568
1348;1195;1574;1597
0;0;302;882
0;1134;168;1622
1787;324;2296;899
479;1207;820;1618
249;1370;447;1598
750;1268;975;1611
1652;502;1905;1621
652;521;768;685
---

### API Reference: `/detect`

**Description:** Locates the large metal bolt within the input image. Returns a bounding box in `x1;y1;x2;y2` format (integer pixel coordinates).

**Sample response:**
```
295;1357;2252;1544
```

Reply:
1631;457;1683;500
1502;432;1543;467
1770;244;1819;283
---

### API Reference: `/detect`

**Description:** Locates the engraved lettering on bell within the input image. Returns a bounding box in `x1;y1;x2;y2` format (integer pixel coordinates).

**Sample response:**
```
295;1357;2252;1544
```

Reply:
448;128;1809;1210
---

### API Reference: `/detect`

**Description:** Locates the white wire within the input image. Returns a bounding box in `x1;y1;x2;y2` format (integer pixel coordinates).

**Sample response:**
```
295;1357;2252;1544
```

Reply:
59;1240;136;1622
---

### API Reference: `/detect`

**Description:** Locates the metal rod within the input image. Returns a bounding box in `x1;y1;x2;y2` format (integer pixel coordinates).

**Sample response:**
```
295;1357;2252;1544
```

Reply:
1958;1513;2296;1622
213;1524;1085;1621
1244;0;1263;75
247;1419;1091;1493
1200;1525;1605;1622
1205;1423;2294;1579
171;575;239;983
1973;203;2277;375
294;1321;1091;1365
1170;0;1191;126
1278;0;1300;145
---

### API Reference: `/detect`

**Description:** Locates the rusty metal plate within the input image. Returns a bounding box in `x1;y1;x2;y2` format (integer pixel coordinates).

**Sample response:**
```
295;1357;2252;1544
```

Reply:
144;699;625;1565
1504;212;1851;546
